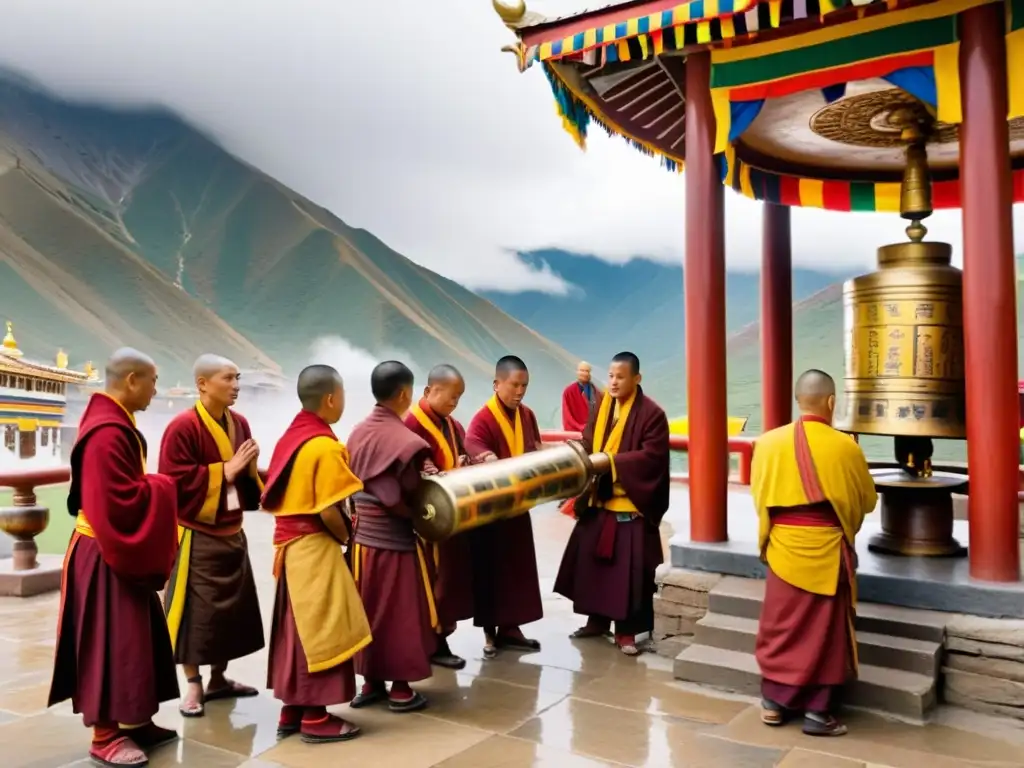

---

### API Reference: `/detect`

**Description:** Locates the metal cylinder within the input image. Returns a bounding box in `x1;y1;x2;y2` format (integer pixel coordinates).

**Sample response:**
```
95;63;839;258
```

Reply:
834;239;966;438
412;442;593;542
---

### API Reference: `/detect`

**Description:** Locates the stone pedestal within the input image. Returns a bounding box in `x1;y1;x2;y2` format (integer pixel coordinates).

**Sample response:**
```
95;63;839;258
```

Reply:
0;555;62;596
943;615;1024;720
652;565;720;658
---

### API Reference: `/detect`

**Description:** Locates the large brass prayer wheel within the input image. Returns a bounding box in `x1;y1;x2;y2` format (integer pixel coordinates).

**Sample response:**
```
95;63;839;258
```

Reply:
834;237;966;438
413;442;593;542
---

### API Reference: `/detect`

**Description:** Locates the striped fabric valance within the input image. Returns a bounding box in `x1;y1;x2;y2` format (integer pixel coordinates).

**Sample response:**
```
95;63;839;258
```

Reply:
531;0;901;67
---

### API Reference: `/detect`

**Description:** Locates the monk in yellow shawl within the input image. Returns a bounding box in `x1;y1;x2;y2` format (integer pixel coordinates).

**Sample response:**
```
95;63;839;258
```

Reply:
261;364;372;743
751;369;877;737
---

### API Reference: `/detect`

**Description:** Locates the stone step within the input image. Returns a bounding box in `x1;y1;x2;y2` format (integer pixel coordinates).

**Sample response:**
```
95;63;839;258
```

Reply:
674;644;936;721
695;612;942;678
707;576;949;643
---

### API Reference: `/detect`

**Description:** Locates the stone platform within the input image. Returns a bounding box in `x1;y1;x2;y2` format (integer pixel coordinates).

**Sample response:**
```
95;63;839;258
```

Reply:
669;490;1024;619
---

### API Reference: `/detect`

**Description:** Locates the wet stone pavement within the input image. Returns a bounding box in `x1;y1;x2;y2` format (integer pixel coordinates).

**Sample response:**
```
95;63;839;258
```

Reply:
2;503;1024;767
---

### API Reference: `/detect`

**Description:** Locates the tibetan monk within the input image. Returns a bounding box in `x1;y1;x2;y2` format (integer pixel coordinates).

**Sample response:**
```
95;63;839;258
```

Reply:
752;369;877;737
262;364;371;743
561;360;601;432
555;352;670;655
48;348;180;767
159;354;264;718
403;363;478;670
465;355;544;658
348;361;437;712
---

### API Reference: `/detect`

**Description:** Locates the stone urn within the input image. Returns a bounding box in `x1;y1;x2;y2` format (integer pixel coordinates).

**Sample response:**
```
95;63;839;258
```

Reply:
0;504;49;570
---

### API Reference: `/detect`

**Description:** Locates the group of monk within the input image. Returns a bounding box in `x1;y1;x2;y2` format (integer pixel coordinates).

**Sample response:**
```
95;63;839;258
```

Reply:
45;346;676;766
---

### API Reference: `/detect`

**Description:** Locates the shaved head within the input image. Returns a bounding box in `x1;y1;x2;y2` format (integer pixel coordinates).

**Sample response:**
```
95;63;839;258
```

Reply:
496;355;528;380
105;347;158;413
427;364;464;386
192;353;237;382
795;369;837;423
297;364;343;412
105;347;155;386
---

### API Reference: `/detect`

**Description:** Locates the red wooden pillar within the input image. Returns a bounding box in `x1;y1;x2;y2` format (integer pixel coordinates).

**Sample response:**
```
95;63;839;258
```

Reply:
761;203;793;432
685;51;728;542
959;4;1021;582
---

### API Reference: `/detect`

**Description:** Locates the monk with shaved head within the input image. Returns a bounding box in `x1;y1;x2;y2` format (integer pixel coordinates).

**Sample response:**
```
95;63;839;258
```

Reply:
49;348;181;766
159;354;265;718
562;360;601;432
404;363;479;670
261;364;369;743
751;369;877;737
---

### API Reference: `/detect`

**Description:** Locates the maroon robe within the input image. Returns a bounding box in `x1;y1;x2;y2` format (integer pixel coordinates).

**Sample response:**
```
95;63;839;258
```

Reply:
48;393;180;727
464;399;544;630
554;387;669;635
159;407;264;665
348;405;436;683
403;400;476;629
561;381;600;432
263;411;357;706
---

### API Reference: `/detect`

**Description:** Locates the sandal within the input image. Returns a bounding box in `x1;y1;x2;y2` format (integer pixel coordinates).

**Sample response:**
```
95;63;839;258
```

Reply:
349;685;387;709
300;713;362;743
388;691;428;713
496;632;541;652
570;624;611;639
802;713;848;737
277;705;302;739
178;675;204;718
760;698;787;727
204;678;259;702
89;735;148;767
483;633;498;660
123;723;178;750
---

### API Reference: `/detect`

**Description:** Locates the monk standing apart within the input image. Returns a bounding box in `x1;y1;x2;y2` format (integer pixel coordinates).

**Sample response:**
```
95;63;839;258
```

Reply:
262;365;370;743
465;355;544;658
752;369;877;736
159;354;265;718
404;364;478;670
48;349;180;767
555;352;669;655
348;361;437;712
561;360;601;432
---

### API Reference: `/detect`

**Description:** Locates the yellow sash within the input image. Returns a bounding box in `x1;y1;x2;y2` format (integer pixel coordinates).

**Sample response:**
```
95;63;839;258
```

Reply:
486;395;524;457
591;391;639;514
75;512;94;538
193;401;264;525
410;404;455;470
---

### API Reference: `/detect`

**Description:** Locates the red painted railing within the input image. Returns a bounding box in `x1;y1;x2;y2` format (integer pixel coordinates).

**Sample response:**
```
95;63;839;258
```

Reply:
539;430;757;486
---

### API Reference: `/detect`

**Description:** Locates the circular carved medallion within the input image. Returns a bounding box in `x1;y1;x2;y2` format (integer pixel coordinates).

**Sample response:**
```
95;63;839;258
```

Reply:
810;88;1024;148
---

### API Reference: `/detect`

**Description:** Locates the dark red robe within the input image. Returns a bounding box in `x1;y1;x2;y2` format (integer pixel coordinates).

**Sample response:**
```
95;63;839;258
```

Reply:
464;399;544;630
403;400;476;629
159;406;264;665
48;393;180;727
348;405;436;683
561;381;600;432
554;387;669;634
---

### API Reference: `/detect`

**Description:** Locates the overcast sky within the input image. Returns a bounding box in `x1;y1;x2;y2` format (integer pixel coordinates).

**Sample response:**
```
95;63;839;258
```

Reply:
0;0;1020;293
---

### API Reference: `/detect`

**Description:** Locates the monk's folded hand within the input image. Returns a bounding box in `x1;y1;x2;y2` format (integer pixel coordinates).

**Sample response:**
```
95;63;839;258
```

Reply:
225;440;259;481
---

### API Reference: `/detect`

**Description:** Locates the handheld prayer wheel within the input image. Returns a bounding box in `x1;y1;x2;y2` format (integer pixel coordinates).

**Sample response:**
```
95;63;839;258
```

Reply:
412;442;595;542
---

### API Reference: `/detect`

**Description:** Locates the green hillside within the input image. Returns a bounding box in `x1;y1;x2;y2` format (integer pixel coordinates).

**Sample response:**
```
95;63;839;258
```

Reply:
0;77;578;418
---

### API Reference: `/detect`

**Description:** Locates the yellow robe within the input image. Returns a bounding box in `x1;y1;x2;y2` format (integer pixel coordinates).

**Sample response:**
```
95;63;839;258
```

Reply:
751;420;877;597
272;436;372;673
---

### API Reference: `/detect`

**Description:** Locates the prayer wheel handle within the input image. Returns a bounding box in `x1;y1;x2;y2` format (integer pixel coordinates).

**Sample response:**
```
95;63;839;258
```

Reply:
563;438;612;478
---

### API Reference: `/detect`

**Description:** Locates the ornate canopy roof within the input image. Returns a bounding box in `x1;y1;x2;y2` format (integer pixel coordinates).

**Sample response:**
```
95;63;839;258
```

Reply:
495;0;1024;211
0;322;95;384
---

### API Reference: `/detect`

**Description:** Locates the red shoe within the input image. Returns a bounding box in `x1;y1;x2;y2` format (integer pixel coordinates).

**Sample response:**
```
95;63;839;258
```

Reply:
615;634;640;656
300;713;362;744
277;705;302;739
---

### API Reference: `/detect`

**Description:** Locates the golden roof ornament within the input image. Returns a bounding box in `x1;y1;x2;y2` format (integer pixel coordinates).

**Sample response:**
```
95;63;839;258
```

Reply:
493;0;527;25
1;321;22;358
56;349;68;370
84;361;98;381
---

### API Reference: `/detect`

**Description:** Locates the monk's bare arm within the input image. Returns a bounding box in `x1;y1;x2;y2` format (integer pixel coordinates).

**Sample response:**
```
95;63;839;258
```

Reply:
320;505;350;544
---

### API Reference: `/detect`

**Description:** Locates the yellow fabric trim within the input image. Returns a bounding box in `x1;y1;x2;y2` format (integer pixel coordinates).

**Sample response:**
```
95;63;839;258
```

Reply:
415;540;440;631
1008;28;1024;121
410;404;455;470
874;182;902;213
74;512;94;538
165;526;193;652
712;0;991;63
799;178;824;208
487;394;525;457
118;723;146;730
272;436;363;516
591;391;640;513
710;88;732;154
195;400;264;493
352;543;362;584
197;461;224;526
933;41;963;123
280;531;373;673
767;524;846;596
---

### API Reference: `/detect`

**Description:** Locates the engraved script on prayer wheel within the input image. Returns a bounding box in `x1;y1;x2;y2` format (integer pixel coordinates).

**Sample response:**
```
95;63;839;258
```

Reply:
412;442;593;542
834;140;966;438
